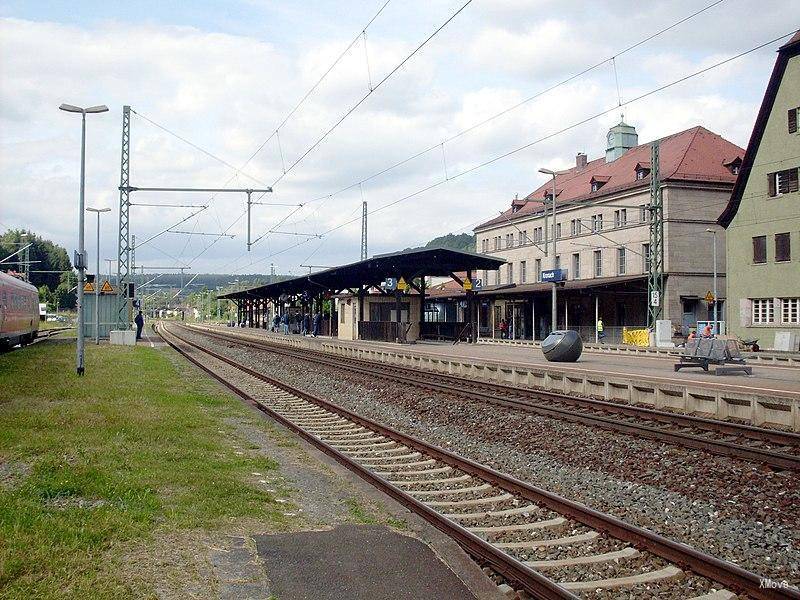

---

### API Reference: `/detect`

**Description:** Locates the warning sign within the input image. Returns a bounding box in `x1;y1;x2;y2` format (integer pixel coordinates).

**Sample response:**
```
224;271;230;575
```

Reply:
705;290;715;303
397;277;408;291
100;280;114;293
463;278;473;291
83;281;95;292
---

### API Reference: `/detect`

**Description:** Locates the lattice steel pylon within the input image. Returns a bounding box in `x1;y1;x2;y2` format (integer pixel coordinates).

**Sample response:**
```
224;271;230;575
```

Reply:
647;140;664;328
116;105;131;329
360;200;368;261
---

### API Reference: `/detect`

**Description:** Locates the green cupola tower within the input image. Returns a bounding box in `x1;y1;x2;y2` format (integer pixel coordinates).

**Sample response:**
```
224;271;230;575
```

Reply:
605;117;638;162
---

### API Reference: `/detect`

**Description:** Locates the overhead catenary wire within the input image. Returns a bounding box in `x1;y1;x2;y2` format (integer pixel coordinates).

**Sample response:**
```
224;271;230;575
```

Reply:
267;0;475;190
226;30;794;275
292;0;730;210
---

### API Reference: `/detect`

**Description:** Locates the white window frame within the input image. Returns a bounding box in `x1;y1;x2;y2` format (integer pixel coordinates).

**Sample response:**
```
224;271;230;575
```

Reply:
520;261;527;283
617;247;626;275
593;250;602;277
752;298;774;324
535;259;542;282
572;253;580;279
781;297;800;324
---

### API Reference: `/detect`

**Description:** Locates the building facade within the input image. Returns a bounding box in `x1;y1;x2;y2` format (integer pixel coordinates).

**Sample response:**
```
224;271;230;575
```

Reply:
719;31;800;350
473;122;744;342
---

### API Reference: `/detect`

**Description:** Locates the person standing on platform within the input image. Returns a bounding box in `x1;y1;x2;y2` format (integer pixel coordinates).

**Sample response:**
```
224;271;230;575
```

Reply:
312;311;321;337
134;310;144;341
281;312;289;334
596;317;605;343
302;313;311;336
499;318;508;339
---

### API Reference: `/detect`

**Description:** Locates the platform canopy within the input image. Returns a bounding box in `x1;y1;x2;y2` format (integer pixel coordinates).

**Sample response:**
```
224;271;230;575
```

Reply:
218;248;505;301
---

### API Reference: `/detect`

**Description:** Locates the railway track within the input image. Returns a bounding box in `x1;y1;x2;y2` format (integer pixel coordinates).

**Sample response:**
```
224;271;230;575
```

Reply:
183;324;800;472
158;322;797;599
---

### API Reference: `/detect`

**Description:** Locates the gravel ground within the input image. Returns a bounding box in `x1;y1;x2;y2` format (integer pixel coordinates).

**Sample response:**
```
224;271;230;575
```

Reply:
181;329;800;587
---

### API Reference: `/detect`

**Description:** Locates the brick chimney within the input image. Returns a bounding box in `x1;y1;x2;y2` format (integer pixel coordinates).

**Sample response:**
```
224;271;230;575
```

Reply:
576;152;587;169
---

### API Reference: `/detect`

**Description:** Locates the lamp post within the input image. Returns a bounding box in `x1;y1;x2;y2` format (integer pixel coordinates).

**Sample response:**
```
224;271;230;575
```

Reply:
706;228;718;333
539;168;558;332
60;103;109;375
87;207;111;344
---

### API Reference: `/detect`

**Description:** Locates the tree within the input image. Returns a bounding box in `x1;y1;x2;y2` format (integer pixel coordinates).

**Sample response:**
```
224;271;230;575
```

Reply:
1;229;75;308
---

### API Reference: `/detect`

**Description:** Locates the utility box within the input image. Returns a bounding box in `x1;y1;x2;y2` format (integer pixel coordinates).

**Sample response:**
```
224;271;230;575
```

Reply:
81;282;119;339
110;330;137;346
774;331;800;352
654;319;675;348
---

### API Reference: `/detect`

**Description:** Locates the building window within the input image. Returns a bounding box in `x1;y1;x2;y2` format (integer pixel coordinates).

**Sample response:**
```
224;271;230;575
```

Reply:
482;270;488;286
752;298;774;324
519;230;527;245
495;270;500;285
789;107;799;134
613;209;627;228
768;168;799;196
493;237;499;251
520;261;527;283
507;262;513;284
782;298;800;324
481;238;488;253
535;259;542;282
506;233;514;248
555;223;562;239
642;243;651;273
533;227;543;243
570;219;578;236
593;250;602;277
591;180;602;192
639;204;648;222
591;214;603;231
753;236;767;264
554;255;561;270
572;253;580;279
635;167;650;180
776;232;791;262
617;247;626;275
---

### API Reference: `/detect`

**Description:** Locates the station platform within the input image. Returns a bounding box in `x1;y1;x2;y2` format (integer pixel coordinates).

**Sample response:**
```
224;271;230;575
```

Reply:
190;324;800;431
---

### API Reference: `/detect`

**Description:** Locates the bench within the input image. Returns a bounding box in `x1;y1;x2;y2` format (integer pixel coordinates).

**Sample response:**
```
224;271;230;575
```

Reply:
674;339;752;375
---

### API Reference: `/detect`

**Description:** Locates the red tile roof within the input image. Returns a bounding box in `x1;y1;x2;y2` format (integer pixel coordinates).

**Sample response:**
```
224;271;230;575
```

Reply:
477;126;744;230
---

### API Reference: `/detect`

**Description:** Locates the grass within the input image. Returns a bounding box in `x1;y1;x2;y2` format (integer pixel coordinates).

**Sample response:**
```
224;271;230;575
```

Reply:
0;341;291;599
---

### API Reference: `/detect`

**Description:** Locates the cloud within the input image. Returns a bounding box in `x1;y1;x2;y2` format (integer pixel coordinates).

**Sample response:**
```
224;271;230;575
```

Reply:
0;2;792;275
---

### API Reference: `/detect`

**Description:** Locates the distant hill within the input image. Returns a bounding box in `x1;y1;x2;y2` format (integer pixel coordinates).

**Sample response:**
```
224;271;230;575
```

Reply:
406;232;475;253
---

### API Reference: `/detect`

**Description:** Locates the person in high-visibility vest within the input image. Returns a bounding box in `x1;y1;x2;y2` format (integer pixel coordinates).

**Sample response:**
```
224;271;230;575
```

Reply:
596;318;605;343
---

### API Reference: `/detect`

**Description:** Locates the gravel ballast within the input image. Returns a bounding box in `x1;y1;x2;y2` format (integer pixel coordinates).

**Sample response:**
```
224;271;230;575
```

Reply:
180;328;800;587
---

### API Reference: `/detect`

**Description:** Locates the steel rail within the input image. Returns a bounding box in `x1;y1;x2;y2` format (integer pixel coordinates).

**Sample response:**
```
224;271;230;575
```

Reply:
184;325;800;471
156;323;573;599
162;322;798;600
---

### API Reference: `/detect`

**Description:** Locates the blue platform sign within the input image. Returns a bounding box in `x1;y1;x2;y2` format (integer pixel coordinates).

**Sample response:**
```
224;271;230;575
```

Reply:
384;277;398;291
541;268;567;282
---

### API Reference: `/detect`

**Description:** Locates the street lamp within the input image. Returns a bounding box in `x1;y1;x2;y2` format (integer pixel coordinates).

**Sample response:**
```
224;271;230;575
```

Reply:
87;207;111;344
706;228;718;333
539;167;558;332
60;102;109;375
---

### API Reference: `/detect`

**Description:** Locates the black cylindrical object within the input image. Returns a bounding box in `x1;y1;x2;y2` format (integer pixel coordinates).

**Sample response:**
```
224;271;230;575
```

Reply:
542;330;583;362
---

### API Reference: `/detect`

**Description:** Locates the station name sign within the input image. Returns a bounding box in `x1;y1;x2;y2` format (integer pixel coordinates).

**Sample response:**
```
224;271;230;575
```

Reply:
541;268;567;283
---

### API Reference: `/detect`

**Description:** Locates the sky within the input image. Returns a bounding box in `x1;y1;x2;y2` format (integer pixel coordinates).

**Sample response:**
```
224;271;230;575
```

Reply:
0;0;795;277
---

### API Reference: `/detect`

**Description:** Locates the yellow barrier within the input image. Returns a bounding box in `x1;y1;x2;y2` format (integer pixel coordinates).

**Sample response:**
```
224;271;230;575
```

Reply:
622;327;650;347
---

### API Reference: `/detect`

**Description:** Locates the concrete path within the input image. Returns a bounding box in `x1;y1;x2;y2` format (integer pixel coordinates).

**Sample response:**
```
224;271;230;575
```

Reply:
254;524;477;600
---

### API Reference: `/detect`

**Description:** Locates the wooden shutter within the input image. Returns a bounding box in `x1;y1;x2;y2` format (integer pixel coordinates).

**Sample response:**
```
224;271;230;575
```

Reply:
753;236;766;263
790;108;798;134
775;233;791;262
768;172;776;197
789;168;799;193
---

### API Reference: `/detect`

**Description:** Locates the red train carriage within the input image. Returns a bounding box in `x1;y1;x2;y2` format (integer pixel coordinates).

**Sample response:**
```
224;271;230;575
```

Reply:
0;271;40;349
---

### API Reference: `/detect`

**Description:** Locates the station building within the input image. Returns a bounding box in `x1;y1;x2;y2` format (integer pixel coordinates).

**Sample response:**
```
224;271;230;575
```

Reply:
470;122;744;342
718;31;800;350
